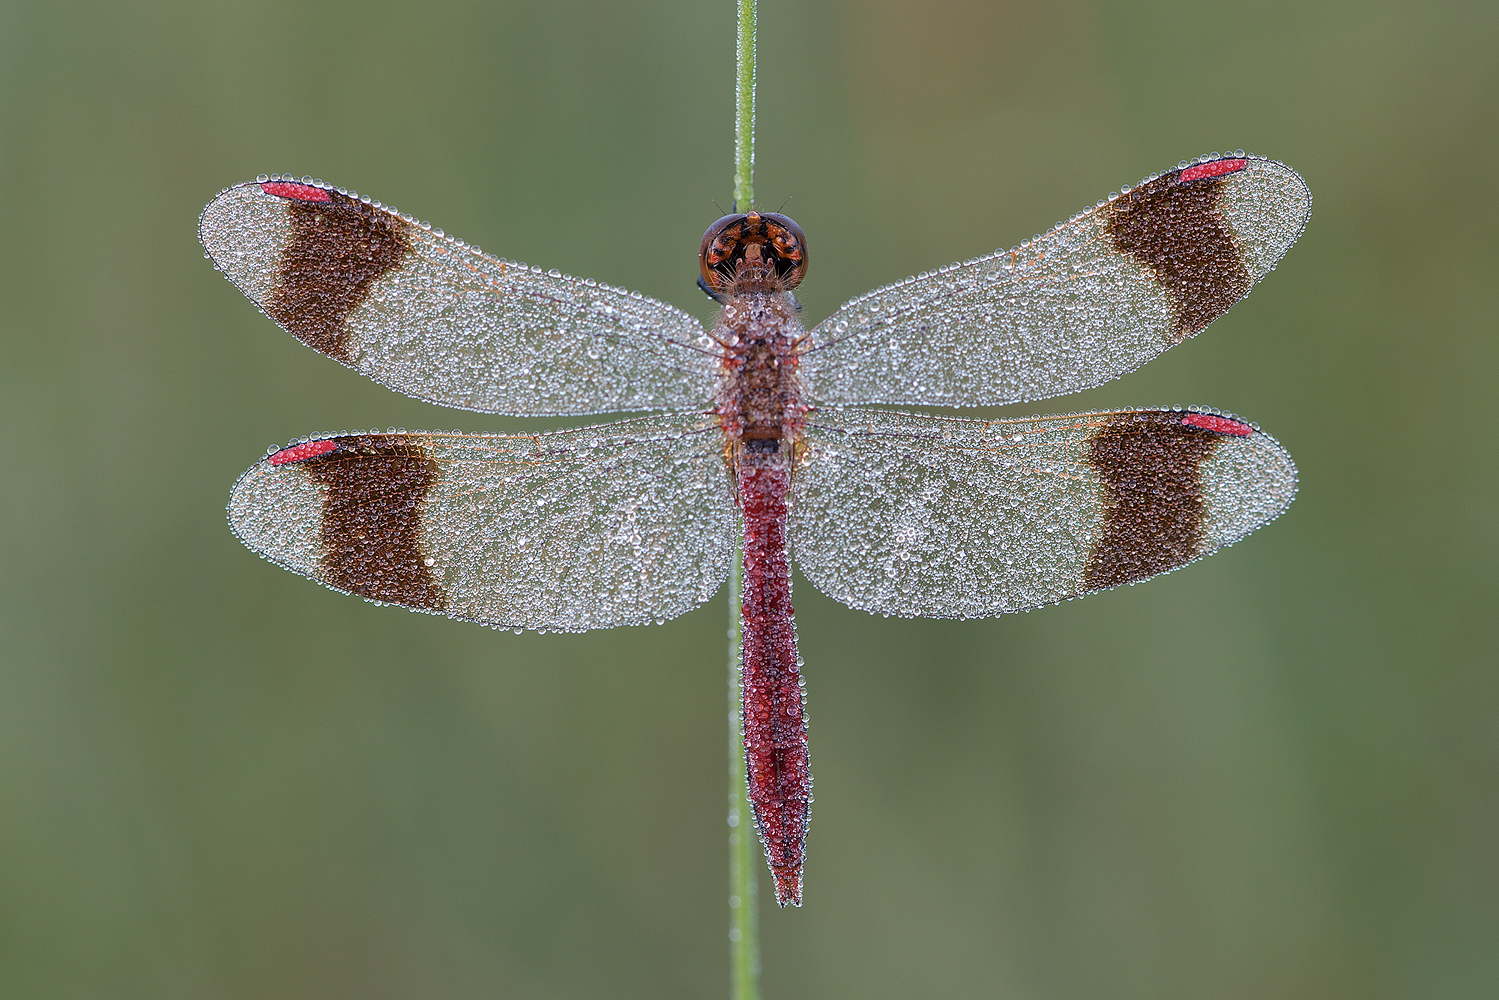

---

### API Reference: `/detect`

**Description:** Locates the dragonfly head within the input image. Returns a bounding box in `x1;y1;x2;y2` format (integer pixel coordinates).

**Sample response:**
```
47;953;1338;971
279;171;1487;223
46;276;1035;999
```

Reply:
700;211;807;294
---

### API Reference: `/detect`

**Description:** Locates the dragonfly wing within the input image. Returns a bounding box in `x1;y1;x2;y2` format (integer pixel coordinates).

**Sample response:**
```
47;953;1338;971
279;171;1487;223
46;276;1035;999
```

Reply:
228;413;734;632
201;179;716;415
804;155;1310;407
792;406;1297;618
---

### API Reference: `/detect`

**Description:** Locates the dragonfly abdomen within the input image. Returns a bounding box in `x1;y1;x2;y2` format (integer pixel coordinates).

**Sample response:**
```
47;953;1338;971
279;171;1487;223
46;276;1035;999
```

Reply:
737;447;809;908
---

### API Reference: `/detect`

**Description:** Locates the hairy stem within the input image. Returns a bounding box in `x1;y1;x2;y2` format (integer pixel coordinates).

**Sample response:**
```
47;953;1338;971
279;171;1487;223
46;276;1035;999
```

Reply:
728;549;760;999
730;7;760;997
734;0;756;211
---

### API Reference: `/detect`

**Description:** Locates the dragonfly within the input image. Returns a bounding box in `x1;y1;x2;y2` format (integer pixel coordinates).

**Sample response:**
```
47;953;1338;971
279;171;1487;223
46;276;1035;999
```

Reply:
201;152;1309;907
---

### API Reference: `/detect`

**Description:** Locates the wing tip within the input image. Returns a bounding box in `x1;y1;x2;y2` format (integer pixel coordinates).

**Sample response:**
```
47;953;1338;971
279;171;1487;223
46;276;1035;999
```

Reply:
199;174;372;252
1223;155;1313;264
1197;411;1299;551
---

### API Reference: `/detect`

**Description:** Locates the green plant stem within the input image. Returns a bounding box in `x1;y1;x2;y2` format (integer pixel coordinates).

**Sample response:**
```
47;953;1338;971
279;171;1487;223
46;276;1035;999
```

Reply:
729;7;760;998
727;551;760;1000
734;0;756;211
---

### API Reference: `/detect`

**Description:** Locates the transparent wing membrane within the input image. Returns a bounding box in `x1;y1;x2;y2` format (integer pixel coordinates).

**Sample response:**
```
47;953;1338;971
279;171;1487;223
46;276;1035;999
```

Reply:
793;406;1298;618
228;414;735;631
201;180;716;415
802;155;1310;408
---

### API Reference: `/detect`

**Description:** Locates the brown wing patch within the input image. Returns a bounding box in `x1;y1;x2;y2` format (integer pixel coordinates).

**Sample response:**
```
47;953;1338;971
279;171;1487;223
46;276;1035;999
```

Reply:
302;435;445;611
1104;166;1251;341
265;190;412;363
1083;412;1226;590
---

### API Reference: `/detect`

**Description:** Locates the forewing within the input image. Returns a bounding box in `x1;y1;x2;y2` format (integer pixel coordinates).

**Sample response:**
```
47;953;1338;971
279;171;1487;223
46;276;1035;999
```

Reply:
200;179;716;415
793;406;1297;617
228;414;734;632
804;155;1310;407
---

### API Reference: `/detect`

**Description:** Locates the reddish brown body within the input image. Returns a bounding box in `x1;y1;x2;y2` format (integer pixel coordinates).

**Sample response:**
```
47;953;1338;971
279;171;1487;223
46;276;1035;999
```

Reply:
703;212;812;906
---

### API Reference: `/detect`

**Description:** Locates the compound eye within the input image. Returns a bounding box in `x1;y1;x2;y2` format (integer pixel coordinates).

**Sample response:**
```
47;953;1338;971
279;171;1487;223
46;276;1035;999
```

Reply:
762;213;808;288
699;213;747;291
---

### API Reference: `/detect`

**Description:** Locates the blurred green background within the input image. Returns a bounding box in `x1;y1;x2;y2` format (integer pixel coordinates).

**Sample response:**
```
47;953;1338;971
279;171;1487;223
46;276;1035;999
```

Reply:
1;0;1494;996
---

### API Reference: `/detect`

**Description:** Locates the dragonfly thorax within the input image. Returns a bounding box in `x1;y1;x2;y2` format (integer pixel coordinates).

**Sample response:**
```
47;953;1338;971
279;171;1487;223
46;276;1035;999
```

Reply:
713;288;807;457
